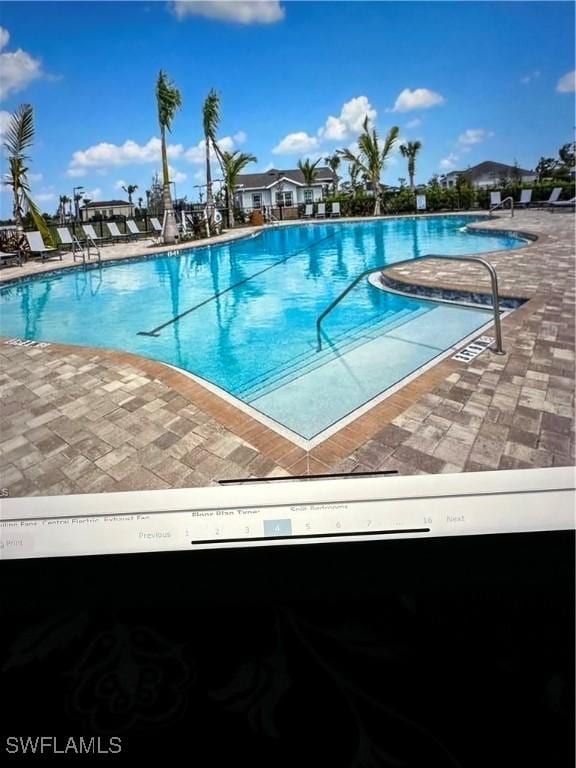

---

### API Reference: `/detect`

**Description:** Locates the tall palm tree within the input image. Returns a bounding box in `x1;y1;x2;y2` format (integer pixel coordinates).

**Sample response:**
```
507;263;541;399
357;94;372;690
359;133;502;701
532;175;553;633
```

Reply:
156;70;182;244
221;150;257;227
202;89;221;236
324;153;341;192
58;194;71;224
121;184;138;217
298;157;321;205
338;116;400;215
2;104;53;243
399;141;422;191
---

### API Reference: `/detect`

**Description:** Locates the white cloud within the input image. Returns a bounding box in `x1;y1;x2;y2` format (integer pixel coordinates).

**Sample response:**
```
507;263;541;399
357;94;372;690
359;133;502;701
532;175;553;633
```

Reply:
405;118;422;129
521;70;540;84
439;153;459;170
68;137;184;175
318;96;377;141
66;167;87;178
0;27;44;101
184;132;247;163
36;192;55;203
84;187;102;200
556;70;575;93
114;179;127;190
457;129;494;146
171;1;285;24
28;172;43;183
391;88;445;113
0;109;11;137
168;166;187;184
272;131;319;155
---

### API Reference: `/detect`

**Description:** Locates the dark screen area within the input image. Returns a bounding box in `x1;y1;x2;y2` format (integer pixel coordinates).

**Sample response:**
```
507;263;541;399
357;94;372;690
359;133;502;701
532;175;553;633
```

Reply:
1;531;574;767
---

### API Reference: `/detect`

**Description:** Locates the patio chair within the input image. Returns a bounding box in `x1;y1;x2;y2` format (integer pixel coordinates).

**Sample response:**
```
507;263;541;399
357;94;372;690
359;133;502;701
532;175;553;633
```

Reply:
150;217;163;243
489;191;502;208
25;231;63;262
56;227;86;261
540;187;563;207
0;249;22;267
82;224;108;246
330;202;341;217
303;204;314;218
549;196;576;212
126;219;152;239
516;189;533;208
106;222;130;242
316;202;326;218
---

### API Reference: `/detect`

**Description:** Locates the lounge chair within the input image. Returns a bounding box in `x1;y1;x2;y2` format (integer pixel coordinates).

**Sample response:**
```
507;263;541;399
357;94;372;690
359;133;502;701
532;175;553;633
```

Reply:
126;219;152;239
516;189;532;208
489;191;502;208
540;187;563;207
549;196;576;212
56;227;86;261
106;222;130;242
0;249;22;267
316;202;326;218
150;217;163;243
82;224;108;246
25;231;63;262
303;204;314;218
330;202;341;217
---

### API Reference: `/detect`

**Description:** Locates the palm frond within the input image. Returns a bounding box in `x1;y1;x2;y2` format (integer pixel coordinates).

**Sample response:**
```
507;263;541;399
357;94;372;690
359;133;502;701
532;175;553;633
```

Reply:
3;104;34;158
22;189;54;246
156;70;182;132
203;89;221;140
380;126;400;163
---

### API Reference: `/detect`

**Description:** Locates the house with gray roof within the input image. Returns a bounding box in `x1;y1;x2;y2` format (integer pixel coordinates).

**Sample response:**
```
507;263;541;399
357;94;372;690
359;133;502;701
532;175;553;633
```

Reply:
440;161;537;190
234;167;337;211
81;200;132;221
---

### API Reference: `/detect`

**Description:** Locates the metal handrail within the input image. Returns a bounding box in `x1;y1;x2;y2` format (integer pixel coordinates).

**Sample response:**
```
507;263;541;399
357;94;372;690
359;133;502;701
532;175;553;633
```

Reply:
85;236;101;263
489;196;514;217
316;254;505;355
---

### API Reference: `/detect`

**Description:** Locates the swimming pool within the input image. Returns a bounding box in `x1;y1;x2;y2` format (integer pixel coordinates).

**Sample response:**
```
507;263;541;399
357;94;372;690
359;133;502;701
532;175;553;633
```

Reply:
0;216;526;442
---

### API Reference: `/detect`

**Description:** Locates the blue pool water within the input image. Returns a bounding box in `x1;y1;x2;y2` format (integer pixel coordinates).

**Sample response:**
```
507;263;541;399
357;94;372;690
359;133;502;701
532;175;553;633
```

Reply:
0;216;525;440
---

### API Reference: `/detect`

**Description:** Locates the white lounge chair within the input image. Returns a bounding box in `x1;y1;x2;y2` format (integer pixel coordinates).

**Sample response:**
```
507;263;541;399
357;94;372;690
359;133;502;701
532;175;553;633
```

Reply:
149;217;163;243
316;202;326;218
490;191;502;208
126;219;152;239
0;249;22;267
330;202;341;217
517;189;532;208
549;196;575;212
106;222;130;242
303;204;314;218
57;227;86;260
25;231;62;262
540;187;563;207
83;224;108;245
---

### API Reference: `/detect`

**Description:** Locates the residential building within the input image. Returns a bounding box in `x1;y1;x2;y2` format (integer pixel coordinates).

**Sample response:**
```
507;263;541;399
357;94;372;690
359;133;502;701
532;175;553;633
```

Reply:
440;161;537;189
234;167;338;212
81;200;132;221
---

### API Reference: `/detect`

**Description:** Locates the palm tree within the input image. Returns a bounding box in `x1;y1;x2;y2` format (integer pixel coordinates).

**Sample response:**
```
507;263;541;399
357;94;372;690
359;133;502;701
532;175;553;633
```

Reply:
202;89;221;236
338;116;400;215
122;184;138;217
324;153;341;192
221;150;257;227
399;141;422;191
298;158;321;205
58;194;71;224
156;70;182;244
2;104;53;243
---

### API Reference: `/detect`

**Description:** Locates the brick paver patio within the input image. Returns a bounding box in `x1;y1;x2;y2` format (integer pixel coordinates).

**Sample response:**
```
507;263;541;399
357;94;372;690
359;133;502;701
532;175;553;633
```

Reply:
1;210;574;497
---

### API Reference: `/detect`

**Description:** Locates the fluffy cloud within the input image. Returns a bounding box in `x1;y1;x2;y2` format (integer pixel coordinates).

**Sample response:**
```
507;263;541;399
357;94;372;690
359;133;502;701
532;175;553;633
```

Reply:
439;153;459;170
319;96;377;141
67;137;184;176
0;109;11;136
556;70;575;93
521;70;540;84
272;131;319;155
391;88;445;113
184;131;246;163
0;27;44;101
171;1;284;24
168;166;187;184
457;129;494;146
84;188;102;200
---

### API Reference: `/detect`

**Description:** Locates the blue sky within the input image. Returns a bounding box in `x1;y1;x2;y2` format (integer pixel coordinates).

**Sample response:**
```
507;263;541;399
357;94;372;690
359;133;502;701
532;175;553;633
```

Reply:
1;1;574;215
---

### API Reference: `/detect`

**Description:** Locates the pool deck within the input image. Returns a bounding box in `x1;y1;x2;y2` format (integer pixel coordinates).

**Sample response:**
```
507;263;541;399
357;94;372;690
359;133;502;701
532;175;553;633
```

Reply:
1;210;574;497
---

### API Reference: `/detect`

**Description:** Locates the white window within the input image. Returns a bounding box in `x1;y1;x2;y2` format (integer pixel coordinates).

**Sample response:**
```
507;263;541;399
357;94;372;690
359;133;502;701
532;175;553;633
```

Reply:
303;189;314;203
275;191;293;207
252;194;262;209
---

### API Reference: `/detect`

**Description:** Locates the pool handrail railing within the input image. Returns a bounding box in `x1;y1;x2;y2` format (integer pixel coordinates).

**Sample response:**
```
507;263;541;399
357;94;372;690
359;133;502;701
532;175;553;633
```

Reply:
316;254;505;355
